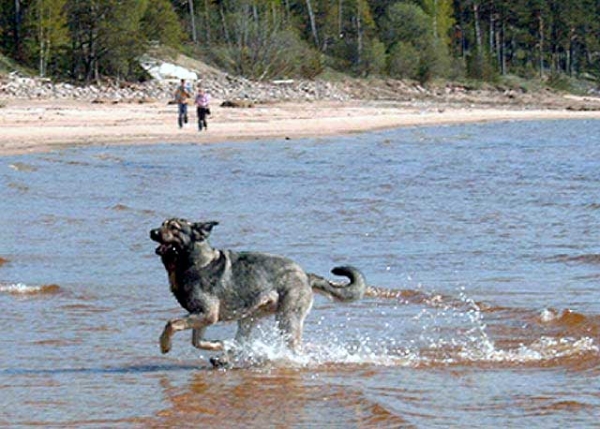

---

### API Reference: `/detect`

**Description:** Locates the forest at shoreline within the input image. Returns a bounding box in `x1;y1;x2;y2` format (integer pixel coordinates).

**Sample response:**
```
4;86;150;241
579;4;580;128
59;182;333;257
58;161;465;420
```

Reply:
1;0;599;92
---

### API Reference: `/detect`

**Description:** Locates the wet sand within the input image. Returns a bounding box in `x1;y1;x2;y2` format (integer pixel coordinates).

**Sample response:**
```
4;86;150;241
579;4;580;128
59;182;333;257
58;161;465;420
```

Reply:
2;97;600;156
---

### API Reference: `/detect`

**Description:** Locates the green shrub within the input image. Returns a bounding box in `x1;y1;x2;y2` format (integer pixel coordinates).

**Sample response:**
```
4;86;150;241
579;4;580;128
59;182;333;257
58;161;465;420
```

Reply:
547;72;571;92
388;42;419;80
359;38;387;77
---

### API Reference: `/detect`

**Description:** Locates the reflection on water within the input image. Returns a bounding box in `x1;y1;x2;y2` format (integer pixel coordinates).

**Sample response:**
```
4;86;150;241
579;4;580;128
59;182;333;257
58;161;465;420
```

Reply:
1;119;599;427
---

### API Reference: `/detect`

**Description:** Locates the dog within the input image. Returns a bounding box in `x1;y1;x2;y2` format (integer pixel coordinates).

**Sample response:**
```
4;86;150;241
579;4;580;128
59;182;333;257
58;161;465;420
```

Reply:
150;218;367;366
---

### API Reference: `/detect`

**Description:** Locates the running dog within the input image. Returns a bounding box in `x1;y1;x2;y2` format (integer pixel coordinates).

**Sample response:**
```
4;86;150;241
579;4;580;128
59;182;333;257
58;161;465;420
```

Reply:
150;218;367;366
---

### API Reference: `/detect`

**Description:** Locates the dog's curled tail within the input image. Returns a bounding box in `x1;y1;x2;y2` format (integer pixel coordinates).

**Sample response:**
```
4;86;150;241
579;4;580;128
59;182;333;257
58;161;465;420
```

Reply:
309;265;366;302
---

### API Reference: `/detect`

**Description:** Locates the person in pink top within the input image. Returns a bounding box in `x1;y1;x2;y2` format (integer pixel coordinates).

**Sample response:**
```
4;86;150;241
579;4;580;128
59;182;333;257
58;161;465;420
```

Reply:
194;87;211;131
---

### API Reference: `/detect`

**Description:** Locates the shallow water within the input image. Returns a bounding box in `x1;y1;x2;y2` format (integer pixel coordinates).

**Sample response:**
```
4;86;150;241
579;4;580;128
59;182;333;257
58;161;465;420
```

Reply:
1;119;600;427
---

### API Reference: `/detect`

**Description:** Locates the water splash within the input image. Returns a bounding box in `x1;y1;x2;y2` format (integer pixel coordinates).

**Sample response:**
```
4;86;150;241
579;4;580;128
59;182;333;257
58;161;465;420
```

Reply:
208;286;599;370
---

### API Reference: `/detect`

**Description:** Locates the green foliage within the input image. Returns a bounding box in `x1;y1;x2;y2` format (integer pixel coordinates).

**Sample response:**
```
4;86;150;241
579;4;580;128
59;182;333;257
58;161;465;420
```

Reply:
64;0;149;81
378;1;453;82
547;72;572;92
23;0;69;77
204;2;325;80
418;38;452;83
466;48;498;82
388;42;419;79
420;0;455;46
298;46;325;79
0;0;599;84
379;2;431;51
141;0;182;48
360;37;386;76
0;49;31;75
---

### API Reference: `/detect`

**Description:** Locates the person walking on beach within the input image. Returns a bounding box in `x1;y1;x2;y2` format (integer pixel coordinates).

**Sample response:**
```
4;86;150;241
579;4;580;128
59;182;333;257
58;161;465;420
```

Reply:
195;87;211;131
174;79;191;128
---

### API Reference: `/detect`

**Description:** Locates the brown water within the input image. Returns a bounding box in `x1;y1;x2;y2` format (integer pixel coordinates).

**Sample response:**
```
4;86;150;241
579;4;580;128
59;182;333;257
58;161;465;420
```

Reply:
2;120;599;427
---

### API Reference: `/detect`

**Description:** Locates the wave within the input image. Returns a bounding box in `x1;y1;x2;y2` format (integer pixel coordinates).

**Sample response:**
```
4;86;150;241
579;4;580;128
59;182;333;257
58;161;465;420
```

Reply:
548;254;600;265
9;162;38;172
0;283;61;296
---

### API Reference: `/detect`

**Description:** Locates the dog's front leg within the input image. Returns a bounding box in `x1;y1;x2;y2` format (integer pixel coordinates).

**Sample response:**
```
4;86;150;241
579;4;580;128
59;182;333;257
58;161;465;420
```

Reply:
191;327;224;351
160;311;218;354
191;327;206;349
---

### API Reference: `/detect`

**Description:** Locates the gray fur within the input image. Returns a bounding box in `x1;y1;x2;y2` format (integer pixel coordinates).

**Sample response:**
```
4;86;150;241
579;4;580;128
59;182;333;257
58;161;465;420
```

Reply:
150;218;366;366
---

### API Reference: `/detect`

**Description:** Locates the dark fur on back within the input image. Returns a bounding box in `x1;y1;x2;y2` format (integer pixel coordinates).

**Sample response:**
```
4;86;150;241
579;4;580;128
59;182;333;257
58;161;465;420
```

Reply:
150;218;366;366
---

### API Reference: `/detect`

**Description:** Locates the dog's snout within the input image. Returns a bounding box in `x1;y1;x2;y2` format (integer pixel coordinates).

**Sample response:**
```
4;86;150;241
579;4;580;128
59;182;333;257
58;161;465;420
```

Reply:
150;228;160;241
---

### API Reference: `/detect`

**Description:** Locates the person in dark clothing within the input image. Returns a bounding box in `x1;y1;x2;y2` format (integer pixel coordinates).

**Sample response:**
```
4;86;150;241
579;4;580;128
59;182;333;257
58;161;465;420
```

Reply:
174;79;192;128
194;87;211;131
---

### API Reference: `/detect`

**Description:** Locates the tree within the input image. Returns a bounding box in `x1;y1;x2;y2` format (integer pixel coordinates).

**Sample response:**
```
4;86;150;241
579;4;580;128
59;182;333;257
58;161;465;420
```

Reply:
25;0;68;76
420;0;454;78
388;41;419;78
65;0;148;81
141;0;182;48
0;0;32;61
99;0;147;78
379;2;431;50
305;0;319;47
361;36;386;76
209;0;322;79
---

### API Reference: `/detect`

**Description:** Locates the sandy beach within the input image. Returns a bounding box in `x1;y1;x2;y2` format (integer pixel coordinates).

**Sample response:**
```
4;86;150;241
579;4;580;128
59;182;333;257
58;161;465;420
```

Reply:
2;96;600;156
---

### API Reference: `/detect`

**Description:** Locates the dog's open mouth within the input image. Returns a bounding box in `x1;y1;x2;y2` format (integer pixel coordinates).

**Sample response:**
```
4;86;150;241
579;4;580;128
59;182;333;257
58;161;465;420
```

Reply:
155;243;177;256
151;229;178;257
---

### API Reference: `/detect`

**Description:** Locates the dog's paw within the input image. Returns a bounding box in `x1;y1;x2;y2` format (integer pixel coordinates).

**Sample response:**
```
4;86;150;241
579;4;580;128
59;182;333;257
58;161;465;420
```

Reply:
159;330;172;354
209;355;231;369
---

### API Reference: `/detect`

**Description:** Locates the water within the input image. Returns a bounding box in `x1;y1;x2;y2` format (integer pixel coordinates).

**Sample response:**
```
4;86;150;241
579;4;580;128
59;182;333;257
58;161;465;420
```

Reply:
1;120;599;427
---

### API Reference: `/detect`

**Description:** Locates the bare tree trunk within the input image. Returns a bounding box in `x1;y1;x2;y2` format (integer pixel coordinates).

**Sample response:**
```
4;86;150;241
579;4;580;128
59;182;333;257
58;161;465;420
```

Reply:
188;0;197;44
14;0;22;60
499;19;505;75
568;27;575;76
204;0;211;45
538;13;544;78
489;13;495;59
355;2;362;72
473;2;484;74
38;0;44;76
433;0;438;40
219;3;231;47
283;0;290;21
305;0;319;48
456;1;466;61
338;0;343;36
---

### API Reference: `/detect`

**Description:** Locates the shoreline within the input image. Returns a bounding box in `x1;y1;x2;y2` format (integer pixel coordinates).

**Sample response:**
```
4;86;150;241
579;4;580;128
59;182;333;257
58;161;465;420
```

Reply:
2;98;600;156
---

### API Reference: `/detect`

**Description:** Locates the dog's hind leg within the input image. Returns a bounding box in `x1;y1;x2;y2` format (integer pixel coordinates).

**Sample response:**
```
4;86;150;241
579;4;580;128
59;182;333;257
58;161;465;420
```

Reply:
275;281;313;352
235;317;258;344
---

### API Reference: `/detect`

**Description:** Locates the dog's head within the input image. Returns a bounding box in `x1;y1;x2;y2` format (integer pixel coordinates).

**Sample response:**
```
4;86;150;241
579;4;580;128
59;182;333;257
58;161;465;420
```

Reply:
150;218;218;260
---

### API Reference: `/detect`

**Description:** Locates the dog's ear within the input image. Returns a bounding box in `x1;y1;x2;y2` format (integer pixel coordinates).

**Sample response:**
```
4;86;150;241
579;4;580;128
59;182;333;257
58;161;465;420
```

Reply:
192;221;219;240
